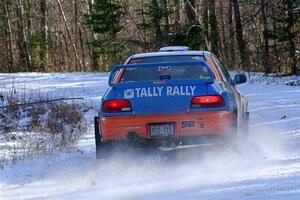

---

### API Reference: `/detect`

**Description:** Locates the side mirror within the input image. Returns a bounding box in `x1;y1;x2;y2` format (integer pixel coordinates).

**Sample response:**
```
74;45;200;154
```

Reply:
233;74;247;85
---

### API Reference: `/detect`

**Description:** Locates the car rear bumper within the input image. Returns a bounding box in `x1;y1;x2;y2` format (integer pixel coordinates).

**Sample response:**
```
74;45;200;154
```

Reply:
99;110;234;141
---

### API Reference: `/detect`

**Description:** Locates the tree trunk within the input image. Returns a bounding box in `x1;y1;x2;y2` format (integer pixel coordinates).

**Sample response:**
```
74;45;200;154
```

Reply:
289;38;297;75
140;0;148;51
40;0;48;71
260;0;270;74
56;0;82;71
220;0;229;65
232;0;250;71
86;0;98;70
228;0;235;69
3;0;14;72
271;3;280;73
174;0;181;32
250;15;263;71
26;0;32;36
286;1;297;75
151;0;162;45
62;33;71;71
185;0;210;50
15;0;31;71
26;0;33;69
74;0;85;71
185;0;196;23
79;27;86;71
208;0;219;56
160;0;169;33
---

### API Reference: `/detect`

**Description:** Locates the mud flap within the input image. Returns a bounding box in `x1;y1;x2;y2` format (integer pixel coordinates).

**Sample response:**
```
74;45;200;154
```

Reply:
94;116;103;159
94;117;129;159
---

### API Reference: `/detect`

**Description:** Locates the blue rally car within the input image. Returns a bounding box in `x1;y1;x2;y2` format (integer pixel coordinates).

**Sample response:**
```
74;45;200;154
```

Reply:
94;46;248;157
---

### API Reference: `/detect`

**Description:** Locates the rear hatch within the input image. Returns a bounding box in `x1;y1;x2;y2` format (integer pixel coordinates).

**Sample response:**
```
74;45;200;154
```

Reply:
105;61;215;115
118;81;209;115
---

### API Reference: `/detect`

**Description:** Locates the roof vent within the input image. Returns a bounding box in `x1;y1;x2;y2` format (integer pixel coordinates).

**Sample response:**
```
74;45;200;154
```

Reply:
159;46;189;52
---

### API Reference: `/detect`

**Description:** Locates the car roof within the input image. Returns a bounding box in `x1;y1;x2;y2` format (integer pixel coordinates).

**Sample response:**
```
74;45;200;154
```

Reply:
131;51;209;59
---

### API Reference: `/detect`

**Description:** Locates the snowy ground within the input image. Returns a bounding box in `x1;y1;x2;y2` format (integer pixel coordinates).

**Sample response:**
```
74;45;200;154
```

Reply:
0;72;109;109
0;72;300;200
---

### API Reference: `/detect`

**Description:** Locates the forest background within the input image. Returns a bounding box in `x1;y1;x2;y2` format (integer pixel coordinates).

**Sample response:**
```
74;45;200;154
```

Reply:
0;0;299;74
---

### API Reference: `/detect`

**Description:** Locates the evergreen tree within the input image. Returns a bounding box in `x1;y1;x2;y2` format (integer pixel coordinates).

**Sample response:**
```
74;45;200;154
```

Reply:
133;0;151;52
267;0;300;74
208;0;220;57
85;0;124;71
148;0;162;48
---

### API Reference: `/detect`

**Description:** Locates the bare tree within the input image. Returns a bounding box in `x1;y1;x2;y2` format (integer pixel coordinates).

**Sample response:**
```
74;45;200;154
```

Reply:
219;0;229;64
3;0;14;72
184;0;196;23
40;0;48;70
208;0;220;56
56;0;82;71
160;0;169;33
261;0;270;73
232;0;250;71
174;0;181;32
74;0;86;71
185;0;210;51
15;0;31;71
0;0;298;74
228;0;235;68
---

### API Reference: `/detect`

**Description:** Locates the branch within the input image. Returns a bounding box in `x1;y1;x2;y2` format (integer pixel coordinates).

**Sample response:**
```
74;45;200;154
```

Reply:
241;1;270;27
185;0;210;51
0;111;29;137
56;0;82;70
0;97;84;109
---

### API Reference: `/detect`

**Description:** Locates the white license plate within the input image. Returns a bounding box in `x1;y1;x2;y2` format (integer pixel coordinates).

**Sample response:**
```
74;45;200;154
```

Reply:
149;123;175;137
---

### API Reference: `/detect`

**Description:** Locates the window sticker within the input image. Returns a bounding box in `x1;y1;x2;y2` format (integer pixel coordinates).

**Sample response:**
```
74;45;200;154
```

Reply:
199;75;211;79
124;86;197;99
192;56;202;61
158;66;176;72
126;68;137;71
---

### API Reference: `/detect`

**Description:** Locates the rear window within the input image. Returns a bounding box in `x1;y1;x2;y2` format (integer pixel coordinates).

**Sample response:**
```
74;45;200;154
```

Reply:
120;64;211;83
129;55;204;64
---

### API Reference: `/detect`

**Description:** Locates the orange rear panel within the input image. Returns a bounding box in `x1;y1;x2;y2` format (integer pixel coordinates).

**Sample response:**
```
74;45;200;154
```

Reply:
99;111;233;141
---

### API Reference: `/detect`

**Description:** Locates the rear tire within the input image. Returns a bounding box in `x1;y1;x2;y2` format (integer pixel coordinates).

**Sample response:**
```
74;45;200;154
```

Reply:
229;111;238;138
96;141;113;159
219;112;238;147
242;112;250;135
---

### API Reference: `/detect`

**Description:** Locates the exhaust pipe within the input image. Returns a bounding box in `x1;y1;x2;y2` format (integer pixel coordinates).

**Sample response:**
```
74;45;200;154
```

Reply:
127;131;146;146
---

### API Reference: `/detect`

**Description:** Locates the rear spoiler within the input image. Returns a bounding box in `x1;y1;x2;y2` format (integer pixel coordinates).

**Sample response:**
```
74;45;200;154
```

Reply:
108;61;215;87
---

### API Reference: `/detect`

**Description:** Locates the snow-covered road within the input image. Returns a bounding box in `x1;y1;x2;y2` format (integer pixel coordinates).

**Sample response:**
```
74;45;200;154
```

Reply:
1;73;300;200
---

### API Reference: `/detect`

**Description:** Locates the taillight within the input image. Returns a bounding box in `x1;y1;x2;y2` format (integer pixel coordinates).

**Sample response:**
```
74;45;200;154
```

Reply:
191;95;225;108
103;100;132;113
